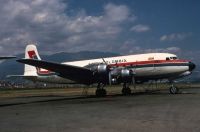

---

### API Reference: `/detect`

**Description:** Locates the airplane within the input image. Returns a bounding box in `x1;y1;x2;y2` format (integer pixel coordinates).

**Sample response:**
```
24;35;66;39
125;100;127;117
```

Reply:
16;44;196;96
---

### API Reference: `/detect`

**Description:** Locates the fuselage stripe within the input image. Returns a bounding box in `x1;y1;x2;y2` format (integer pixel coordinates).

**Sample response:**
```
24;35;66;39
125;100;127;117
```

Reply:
109;59;188;67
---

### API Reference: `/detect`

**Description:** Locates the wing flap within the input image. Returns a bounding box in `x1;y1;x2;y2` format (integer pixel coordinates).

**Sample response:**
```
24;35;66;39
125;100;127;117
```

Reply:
17;59;94;84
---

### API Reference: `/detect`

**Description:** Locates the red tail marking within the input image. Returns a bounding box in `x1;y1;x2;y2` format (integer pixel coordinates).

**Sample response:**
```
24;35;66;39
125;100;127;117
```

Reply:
28;50;36;59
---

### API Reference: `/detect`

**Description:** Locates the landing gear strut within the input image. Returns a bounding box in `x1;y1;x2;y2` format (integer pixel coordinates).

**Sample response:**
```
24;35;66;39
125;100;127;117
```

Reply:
122;83;131;95
95;83;107;97
169;84;179;94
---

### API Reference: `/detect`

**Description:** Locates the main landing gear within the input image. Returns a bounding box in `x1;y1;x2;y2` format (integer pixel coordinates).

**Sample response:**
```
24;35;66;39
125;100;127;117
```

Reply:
95;83;107;97
169;84;179;94
121;83;131;95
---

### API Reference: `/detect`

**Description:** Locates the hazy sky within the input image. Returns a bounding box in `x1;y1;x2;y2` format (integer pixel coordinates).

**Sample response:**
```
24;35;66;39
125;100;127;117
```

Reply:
0;0;199;56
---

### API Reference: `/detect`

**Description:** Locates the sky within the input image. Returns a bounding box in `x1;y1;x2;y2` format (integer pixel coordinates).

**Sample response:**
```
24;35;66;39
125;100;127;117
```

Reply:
0;0;199;56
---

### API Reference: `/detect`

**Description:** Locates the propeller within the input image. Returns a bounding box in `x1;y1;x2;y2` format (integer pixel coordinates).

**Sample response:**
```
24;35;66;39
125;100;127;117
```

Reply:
101;58;113;85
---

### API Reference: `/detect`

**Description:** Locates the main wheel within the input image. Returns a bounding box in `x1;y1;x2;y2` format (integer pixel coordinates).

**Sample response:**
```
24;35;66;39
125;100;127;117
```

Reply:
96;89;101;97
169;86;179;94
101;89;107;97
122;87;131;95
96;89;107;97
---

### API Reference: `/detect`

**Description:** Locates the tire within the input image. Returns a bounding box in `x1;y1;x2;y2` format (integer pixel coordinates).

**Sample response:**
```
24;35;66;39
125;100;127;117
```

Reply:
102;89;107;97
96;89;101;97
169;86;179;94
96;89;107;97
122;88;131;95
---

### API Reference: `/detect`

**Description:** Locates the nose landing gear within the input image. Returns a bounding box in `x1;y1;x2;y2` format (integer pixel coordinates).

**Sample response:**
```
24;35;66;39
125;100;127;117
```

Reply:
169;84;179;94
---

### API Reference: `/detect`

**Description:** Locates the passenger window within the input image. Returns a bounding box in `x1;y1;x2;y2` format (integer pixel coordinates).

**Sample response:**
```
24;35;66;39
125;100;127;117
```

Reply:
166;57;170;60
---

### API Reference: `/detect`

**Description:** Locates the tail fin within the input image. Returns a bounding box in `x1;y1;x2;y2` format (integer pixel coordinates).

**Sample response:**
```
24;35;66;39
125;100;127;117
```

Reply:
25;44;41;60
7;44;50;80
24;44;41;76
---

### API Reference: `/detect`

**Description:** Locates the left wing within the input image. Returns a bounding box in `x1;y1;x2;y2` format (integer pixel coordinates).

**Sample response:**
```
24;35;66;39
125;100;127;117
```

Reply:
17;59;94;84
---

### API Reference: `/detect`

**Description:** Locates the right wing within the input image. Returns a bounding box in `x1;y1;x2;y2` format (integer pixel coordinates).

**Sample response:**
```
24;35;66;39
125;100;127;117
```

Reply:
17;59;94;84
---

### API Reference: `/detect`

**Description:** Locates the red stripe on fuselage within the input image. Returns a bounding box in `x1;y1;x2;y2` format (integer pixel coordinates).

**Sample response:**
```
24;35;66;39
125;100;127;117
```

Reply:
109;59;189;67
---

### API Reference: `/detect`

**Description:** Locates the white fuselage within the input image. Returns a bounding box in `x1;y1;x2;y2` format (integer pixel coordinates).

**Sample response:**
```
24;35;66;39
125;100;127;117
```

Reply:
32;53;191;84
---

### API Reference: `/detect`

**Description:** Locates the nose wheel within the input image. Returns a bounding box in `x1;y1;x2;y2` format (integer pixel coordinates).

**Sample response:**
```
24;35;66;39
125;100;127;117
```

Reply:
169;84;179;94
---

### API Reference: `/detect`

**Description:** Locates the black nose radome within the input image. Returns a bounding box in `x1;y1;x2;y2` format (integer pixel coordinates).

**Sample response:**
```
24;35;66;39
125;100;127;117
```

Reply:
189;62;196;71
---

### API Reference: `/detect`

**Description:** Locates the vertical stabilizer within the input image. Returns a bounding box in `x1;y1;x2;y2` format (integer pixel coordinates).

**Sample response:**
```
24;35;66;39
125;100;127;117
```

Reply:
24;44;41;76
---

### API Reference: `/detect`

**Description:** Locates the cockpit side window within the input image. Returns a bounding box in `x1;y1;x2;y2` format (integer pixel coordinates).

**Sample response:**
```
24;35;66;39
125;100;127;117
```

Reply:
167;56;177;60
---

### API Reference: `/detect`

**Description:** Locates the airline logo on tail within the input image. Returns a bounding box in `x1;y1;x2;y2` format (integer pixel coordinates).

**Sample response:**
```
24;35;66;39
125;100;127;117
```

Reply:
28;50;39;59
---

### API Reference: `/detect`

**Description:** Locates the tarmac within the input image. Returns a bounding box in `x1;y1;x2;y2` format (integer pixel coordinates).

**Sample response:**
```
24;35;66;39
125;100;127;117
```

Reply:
0;88;200;132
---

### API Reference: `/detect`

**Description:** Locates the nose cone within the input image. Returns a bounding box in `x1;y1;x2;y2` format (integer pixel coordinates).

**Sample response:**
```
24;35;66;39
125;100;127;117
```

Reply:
189;62;196;71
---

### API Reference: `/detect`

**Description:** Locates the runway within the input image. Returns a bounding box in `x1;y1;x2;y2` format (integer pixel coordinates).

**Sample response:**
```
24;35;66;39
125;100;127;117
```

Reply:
0;88;200;132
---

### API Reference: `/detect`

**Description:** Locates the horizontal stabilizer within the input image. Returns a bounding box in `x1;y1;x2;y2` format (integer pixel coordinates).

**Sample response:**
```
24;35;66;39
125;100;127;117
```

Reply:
6;75;38;80
17;59;94;84
0;56;16;59
7;75;37;77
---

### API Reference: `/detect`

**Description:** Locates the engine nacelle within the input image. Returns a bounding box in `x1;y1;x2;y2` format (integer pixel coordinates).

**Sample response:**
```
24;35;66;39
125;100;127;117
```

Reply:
97;64;109;74
86;63;109;75
85;63;110;83
119;69;133;83
120;69;132;79
109;68;134;84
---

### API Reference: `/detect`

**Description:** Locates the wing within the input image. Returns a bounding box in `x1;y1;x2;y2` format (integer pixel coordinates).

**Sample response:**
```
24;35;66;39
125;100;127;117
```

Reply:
17;59;94;84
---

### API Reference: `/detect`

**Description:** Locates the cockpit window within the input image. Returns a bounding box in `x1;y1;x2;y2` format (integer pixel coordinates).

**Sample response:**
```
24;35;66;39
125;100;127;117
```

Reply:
167;57;177;60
